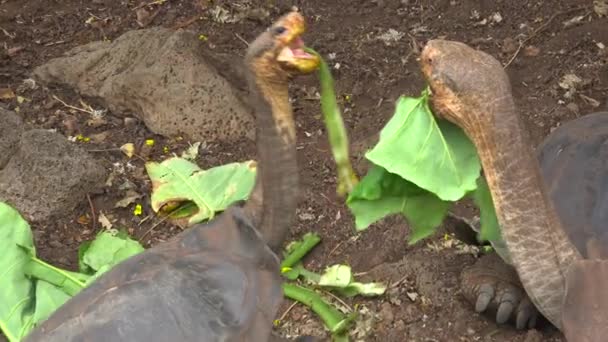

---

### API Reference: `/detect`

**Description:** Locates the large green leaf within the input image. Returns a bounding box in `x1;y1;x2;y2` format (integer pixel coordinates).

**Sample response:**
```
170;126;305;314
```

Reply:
365;92;481;201
347;164;451;244
146;158;257;225
0;202;35;341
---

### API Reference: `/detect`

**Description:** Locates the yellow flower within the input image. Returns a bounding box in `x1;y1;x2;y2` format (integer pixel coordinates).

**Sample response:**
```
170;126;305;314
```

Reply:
133;204;143;216
145;139;155;146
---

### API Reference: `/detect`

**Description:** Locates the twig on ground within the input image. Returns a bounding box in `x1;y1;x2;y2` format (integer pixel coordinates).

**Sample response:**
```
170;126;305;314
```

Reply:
171;16;200;30
277;301;299;324
138;215;171;242
0;26;16;39
86;193;97;231
53;95;97;115
234;33;249;46
323;289;354;312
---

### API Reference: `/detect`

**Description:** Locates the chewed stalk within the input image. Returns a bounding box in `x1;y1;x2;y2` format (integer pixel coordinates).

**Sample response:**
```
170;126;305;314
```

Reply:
304;47;358;196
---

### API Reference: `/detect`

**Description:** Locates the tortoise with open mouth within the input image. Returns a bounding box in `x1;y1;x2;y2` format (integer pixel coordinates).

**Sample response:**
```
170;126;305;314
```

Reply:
24;10;320;342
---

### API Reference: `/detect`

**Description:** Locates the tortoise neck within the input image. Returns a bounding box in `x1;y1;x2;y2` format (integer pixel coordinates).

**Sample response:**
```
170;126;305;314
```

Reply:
243;70;298;252
467;95;581;328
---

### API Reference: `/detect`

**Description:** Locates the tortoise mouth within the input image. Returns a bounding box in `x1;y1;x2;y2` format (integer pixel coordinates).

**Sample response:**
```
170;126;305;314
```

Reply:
276;28;319;74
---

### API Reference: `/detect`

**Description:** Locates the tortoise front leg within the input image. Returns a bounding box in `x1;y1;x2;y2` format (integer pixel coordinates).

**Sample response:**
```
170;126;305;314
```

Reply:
461;253;540;329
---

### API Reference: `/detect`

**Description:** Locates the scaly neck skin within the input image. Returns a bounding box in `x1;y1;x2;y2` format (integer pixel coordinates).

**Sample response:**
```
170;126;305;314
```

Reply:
465;95;581;329
243;69;298;253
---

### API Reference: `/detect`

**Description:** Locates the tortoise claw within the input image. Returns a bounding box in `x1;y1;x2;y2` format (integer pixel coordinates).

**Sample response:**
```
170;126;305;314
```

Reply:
461;253;540;330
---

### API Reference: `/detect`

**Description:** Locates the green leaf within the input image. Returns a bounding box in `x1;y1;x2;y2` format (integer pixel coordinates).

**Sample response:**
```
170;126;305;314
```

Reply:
347;164;451;244
146;158;256;224
0;202;36;341
77;240;93;274
81;230;145;274
471;177;501;242
365;92;481;201
31;282;71;327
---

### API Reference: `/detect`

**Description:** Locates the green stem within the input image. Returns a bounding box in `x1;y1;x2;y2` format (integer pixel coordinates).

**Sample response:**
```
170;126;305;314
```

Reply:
282;283;350;334
280;232;321;269
24;258;89;296
297;266;321;283
304;47;359;196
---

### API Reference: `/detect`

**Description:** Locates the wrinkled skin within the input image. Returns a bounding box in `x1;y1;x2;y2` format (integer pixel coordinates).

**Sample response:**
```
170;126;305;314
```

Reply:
24;11;321;342
420;39;608;333
462;111;608;329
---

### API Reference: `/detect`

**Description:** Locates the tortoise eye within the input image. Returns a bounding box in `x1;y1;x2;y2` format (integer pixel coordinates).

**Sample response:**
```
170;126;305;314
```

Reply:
273;26;287;35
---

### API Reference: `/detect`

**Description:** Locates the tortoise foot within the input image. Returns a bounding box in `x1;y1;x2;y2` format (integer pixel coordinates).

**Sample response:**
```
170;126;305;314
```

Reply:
461;253;539;330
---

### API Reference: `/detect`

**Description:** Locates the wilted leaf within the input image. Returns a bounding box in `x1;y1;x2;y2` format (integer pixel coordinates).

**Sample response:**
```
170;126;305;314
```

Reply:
365;91;481;201
120;143;135;158
594;0;608;17
180;142;201;160
146;157;256;224
97;212;113;230
114;190;142;208
0;88;15;100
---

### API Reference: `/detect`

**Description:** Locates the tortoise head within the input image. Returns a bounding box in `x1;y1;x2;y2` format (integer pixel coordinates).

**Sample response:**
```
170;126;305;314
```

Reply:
419;39;514;131
245;10;320;78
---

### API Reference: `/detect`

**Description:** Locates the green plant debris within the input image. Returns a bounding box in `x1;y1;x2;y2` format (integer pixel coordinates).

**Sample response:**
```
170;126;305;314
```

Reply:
146;158;256;225
279;234;385;341
281;232;322;270
282;283;356;338
0;203;146;341
305;47;359;196
318;265;386;298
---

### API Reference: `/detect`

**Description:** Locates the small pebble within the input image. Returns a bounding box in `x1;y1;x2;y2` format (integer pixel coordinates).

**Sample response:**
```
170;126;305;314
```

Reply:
379;302;395;323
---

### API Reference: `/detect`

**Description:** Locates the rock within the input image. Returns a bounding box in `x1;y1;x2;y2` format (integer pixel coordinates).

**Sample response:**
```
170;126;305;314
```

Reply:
501;37;518;54
379;302;395;323
0;129;107;222
0;108;24;168
32;27;254;144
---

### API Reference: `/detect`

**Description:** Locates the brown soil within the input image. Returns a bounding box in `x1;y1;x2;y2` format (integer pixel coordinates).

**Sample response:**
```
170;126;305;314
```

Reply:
1;0;606;341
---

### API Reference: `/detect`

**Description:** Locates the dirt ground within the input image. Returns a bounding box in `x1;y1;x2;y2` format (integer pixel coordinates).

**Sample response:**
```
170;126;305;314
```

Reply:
1;0;607;341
